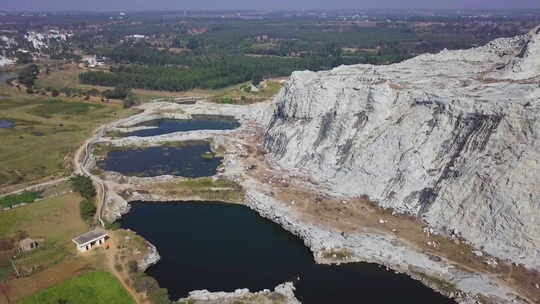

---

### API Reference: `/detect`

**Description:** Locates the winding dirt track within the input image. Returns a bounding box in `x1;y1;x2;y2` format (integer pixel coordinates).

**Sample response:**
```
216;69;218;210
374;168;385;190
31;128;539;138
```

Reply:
72;123;109;226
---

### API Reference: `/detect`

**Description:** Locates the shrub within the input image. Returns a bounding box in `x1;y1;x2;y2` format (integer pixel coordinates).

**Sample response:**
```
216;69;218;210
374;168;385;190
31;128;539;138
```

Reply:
70;175;96;199
105;221;121;230
122;93;137;109
102;86;131;100
127;260;138;274
0;191;41;208
18;64;39;87
114;263;123;272
80;199;97;222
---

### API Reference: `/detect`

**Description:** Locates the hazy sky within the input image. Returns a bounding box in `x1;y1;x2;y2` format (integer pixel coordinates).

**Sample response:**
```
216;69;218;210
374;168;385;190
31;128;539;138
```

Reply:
1;0;540;11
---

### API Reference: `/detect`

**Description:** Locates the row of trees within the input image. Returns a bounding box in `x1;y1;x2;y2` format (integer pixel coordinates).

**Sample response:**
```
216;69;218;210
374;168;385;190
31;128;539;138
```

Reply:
80;46;377;91
70;175;97;222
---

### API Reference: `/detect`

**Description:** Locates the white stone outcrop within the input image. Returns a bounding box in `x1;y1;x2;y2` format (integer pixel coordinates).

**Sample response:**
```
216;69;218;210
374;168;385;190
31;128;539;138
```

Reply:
178;282;300;304
264;27;540;271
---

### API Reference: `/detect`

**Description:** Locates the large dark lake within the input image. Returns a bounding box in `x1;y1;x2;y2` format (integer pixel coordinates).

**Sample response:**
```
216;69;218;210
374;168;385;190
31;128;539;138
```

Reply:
100;143;221;177
121;202;456;304
126;115;240;137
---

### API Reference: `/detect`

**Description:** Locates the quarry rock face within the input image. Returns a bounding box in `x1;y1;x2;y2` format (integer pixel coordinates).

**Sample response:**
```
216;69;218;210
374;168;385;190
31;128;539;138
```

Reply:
264;27;540;270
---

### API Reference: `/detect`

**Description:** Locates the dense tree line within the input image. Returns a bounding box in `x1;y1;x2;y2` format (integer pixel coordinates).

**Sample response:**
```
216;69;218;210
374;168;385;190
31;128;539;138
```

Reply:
80;45;409;91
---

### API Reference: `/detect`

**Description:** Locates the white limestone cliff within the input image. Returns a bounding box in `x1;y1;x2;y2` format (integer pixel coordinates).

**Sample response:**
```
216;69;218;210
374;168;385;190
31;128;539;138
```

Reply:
264;27;540;271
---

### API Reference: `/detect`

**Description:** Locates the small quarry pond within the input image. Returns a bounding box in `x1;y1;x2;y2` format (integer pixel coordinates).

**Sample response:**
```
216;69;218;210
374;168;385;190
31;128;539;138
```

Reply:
125;115;240;137
121;202;456;304
0;71;15;84
0;119;15;129
100;143;221;178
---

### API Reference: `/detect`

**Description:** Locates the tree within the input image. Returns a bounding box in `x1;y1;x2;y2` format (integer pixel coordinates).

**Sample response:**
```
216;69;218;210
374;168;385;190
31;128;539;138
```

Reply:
251;74;263;86
102;86;131;100
123;93;137;109
69;175;96;199
17;64;39;87
80;199;97;222
187;38;200;50
51;89;60;97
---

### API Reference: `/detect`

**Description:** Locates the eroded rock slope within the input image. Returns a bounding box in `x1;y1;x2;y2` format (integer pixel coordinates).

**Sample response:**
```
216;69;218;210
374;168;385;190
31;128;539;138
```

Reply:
264;27;540;270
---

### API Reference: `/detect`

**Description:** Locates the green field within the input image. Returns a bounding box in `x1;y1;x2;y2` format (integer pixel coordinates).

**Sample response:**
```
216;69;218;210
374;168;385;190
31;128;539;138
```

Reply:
0;191;41;208
20;271;134;304
0;85;133;188
0;191;88;280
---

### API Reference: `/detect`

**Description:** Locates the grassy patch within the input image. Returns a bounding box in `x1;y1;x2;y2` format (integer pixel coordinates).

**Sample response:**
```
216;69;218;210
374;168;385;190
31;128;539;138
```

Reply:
200;152;215;160
0;91;134;187
0;191;41;208
20;270;135;304
27;99;104;118
0;191;89;281
212;80;282;104
134;177;245;202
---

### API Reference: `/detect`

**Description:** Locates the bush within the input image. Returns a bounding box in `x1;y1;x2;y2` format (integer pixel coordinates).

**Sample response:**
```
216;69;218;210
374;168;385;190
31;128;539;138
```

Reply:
0;191;41;208
80;199;97;222
70;175;96;199
18;64;39;87
122;93;137;109
102;86;131;100
51;89;60;97
105;221;121;230
133;274;171;304
127;260;139;274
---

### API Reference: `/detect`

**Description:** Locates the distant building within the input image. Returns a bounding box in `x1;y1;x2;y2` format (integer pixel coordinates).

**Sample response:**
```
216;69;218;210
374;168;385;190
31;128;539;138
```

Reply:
18;238;40;253
72;229;108;252
126;34;146;40
81;55;103;68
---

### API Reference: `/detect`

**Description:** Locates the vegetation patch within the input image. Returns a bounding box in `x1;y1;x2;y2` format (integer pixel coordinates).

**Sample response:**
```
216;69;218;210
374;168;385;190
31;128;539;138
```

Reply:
0;91;132;187
0;191;41;208
133;177;244;202
212;80;282;104
70;175;96;199
20;270;135;304
27;99;104;118
0;192;88;281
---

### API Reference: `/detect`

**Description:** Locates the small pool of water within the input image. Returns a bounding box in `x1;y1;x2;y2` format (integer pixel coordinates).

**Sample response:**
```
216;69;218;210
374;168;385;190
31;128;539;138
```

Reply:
126;115;240;137
0;119;15;129
100;143;222;178
121;202;456;304
0;71;16;84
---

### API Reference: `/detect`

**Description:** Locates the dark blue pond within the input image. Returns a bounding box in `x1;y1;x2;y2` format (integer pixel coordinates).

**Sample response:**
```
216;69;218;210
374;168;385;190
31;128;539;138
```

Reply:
100;143;222;177
126;115;240;137
121;202;456;304
0;119;15;129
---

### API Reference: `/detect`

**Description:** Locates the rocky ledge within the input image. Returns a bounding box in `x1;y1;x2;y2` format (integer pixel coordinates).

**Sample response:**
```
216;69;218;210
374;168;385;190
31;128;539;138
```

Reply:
263;26;540;272
176;282;300;304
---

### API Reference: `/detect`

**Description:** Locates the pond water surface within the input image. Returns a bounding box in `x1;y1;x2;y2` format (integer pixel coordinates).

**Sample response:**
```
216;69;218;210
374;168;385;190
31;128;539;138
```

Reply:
100;143;221;177
121;202;456;304
126;115;240;137
0;120;15;129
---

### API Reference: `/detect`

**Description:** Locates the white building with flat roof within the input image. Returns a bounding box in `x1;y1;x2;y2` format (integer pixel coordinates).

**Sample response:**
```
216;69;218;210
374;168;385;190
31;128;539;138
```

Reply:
72;229;108;252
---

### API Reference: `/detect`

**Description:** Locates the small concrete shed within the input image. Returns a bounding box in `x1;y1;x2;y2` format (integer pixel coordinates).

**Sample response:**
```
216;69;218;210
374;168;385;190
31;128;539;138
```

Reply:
72;229;108;252
18;238;40;252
